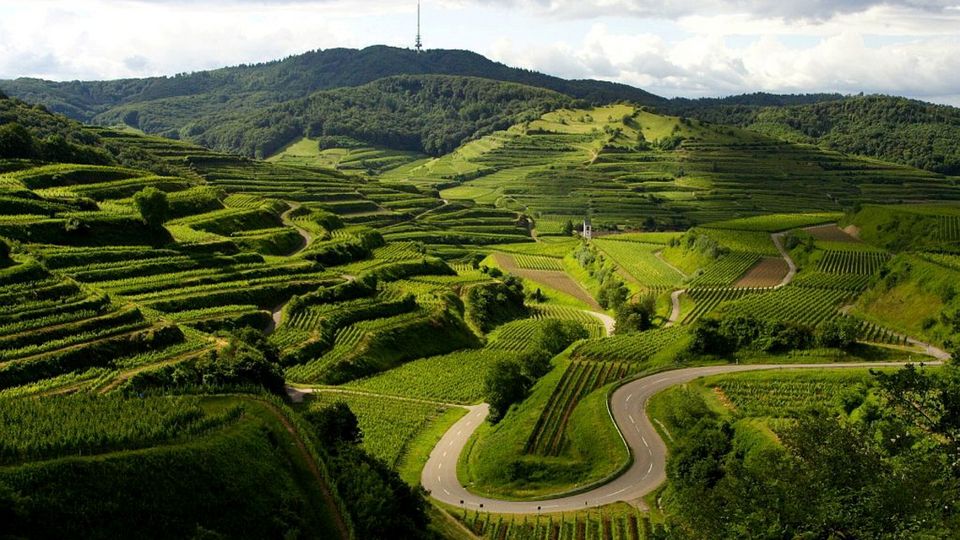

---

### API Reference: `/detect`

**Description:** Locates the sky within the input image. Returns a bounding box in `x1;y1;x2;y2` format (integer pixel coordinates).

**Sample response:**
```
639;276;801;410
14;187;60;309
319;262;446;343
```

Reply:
1;0;959;105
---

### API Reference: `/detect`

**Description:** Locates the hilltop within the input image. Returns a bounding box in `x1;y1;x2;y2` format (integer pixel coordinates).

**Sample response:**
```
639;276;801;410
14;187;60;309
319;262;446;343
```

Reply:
5;46;960;175
0;45;663;133
3;75;960;539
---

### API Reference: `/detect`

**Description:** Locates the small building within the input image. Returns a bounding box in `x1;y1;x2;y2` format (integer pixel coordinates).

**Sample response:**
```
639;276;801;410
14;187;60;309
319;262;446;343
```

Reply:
582;218;592;241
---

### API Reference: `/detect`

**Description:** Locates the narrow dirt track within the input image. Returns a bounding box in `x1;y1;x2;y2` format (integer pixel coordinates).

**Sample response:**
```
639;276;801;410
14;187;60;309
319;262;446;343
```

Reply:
770;231;797;288
422;359;942;514
279;201;313;255
583;310;616;336
666;289;686;327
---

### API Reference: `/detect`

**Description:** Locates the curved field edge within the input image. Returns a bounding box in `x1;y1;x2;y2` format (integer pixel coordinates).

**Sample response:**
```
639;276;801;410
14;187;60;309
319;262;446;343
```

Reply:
0;395;351;540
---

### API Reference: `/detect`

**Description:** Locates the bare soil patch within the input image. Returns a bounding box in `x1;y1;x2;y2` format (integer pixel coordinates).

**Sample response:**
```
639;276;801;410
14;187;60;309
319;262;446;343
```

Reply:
734;257;789;288
806;224;860;242
493;253;601;310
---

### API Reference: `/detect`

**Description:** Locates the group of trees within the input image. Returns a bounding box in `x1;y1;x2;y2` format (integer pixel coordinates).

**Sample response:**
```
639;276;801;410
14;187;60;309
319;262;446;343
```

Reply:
0;121;111;164
689;315;860;356
126;328;285;395
483;320;588;423
664;364;960;538
464;274;527;332
0;93;178;175
574;241;658;332
304;402;432;539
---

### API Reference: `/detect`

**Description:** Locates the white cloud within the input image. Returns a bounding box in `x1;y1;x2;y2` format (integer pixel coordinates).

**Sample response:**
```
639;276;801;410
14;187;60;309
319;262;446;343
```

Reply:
487;21;960;102
0;0;958;105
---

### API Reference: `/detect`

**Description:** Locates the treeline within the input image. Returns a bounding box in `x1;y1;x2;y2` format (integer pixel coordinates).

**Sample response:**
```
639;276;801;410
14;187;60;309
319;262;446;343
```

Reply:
1;45;663;127
185;75;576;158
0;93;180;174
665;94;960;174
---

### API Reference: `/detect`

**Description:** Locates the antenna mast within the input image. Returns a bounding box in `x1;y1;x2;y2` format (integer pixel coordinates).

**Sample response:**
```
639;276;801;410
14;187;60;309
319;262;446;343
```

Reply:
415;1;423;53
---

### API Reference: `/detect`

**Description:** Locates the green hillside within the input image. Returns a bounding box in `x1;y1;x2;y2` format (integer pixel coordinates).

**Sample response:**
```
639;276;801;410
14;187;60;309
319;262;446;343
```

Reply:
3;80;960;539
381;104;960;230
0;45;662;135
667;94;960;175
0;394;349;539
168;75;575;158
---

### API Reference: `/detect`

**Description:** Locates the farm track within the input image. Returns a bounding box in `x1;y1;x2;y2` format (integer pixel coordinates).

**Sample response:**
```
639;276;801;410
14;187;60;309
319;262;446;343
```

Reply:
583;310;615;336
266;273;356;335
770;231;797;288
279;201;312;256
423;359;943;514
666;289;686;327
654;250;687;279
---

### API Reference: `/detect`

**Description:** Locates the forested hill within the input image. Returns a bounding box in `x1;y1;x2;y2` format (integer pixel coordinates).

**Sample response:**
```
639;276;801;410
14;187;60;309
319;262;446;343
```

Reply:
664;95;960;175
0;45;663;126
116;75;577;158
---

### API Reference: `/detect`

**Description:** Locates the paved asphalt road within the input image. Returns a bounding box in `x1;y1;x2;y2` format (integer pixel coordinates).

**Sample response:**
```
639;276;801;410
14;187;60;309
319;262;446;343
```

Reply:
422;361;937;513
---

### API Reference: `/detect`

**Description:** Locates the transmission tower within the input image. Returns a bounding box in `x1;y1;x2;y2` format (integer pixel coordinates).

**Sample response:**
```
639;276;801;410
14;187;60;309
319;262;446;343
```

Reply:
415;1;423;53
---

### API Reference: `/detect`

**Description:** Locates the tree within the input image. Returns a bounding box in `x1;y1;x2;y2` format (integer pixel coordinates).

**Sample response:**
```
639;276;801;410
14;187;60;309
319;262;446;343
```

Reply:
816;317;860;349
597;276;628;310
484;359;530;423
561;219;574;235
304;401;363;446
0;238;9;263
615;294;656;334
0;123;35;159
132;187;169;228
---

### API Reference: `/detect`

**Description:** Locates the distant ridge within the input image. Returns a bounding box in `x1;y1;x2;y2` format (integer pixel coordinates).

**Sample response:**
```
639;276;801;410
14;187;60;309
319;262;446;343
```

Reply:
0;45;665;125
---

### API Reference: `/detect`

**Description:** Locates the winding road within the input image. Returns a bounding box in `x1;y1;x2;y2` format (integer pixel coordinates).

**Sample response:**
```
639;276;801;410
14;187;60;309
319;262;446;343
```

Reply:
422;360;940;513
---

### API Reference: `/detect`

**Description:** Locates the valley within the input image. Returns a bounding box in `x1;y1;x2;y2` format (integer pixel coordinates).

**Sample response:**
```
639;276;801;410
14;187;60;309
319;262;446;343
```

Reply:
2;47;960;539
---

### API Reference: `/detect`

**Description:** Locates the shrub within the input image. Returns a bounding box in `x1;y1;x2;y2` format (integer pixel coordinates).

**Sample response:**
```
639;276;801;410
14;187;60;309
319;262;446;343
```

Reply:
132;187;169;228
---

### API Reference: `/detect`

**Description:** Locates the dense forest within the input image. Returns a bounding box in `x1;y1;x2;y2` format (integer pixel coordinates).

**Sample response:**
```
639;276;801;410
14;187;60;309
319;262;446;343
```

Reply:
5;46;960;174
666;95;960;174
183;75;576;157
0;45;662;129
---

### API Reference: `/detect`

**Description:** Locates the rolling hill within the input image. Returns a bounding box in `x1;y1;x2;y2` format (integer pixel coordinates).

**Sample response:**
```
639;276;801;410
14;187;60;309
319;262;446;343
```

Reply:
0;45;663;135
665;94;960;175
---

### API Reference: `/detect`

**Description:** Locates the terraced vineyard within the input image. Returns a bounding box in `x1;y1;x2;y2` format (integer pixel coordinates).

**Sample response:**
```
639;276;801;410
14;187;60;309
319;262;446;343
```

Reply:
574;327;687;363
714;286;852;326
458;508;657;540
305;391;451;468
817;250;889;274
592;238;683;289
524;360;631;456
2;92;957;539
682;287;765;324
689;251;761;287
